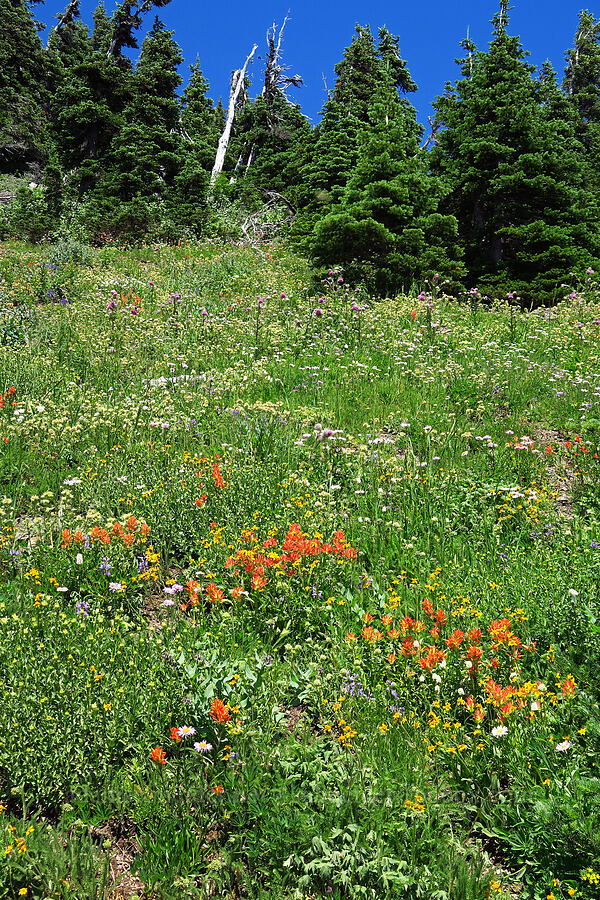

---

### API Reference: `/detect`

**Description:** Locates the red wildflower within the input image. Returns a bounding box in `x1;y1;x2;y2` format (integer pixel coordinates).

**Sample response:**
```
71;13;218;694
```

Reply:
170;727;182;743
150;747;167;764
561;676;576;697
206;583;224;603
209;698;230;723
445;629;465;650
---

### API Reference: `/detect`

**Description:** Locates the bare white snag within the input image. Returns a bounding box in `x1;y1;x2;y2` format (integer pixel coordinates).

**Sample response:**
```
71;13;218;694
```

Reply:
209;43;258;191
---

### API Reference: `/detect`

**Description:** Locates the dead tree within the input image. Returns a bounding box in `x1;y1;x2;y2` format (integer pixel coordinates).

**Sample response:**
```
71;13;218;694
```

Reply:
209;44;258;191
421;116;441;151
45;0;80;49
262;17;303;106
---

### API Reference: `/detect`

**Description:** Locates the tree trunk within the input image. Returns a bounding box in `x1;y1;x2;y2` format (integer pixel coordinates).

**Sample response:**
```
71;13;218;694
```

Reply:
209;43;258;192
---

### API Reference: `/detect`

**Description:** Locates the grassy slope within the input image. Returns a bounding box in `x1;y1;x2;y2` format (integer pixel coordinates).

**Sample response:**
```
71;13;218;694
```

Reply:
0;240;599;900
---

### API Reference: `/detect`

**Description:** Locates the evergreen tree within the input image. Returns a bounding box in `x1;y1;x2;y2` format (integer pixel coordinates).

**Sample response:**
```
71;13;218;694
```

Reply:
223;20;310;208
181;58;222;172
431;6;600;304
95;17;184;233
92;0;112;52
48;2;129;194
563;10;600;193
171;57;221;232
312;60;463;294
293;25;382;239
0;0;50;177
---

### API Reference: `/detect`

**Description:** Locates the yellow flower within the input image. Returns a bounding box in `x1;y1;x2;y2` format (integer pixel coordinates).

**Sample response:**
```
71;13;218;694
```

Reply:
378;723;389;734
19;889;28;896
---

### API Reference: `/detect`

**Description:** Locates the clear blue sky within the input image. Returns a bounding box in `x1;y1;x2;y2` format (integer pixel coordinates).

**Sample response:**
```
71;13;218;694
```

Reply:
41;0;593;128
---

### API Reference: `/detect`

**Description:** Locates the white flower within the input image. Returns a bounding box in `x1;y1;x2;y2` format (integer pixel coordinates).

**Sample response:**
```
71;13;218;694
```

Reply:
555;740;572;752
419;675;425;683
492;726;508;737
76;553;83;566
465;660;473;669
530;702;539;712
568;588;579;597
194;741;213;753
457;688;465;696
177;725;196;739
537;682;547;693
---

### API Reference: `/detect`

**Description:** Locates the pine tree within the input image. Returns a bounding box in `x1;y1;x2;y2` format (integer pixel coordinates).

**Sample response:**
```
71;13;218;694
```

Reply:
0;0;50;177
293;25;382;241
222;20;310;209
95;17;184;233
47;3;129;194
312;58;463;295
563;10;600;194
431;6;600;304
181;58;221;172
171;57;221;232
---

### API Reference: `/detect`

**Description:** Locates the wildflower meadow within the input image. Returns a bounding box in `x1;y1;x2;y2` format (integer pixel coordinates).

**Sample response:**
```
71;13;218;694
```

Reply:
1;238;600;900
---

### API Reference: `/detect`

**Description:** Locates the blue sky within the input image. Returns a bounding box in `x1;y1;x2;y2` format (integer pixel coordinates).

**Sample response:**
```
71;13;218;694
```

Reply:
41;1;591;128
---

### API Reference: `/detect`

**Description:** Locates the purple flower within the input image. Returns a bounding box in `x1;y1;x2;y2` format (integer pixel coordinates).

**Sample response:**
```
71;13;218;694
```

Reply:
99;558;111;577
109;582;122;592
76;601;90;617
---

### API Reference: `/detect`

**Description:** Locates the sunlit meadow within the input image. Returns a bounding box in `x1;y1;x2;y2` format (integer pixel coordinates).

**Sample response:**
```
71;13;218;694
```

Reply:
1;238;600;900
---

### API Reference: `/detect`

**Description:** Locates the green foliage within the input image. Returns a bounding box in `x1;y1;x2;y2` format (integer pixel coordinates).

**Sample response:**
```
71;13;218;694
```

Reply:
563;10;600;195
0;0;50;179
0;241;600;898
432;12;600;305
311;70;463;295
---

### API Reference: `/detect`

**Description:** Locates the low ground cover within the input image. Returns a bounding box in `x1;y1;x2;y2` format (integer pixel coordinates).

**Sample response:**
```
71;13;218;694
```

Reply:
0;239;599;899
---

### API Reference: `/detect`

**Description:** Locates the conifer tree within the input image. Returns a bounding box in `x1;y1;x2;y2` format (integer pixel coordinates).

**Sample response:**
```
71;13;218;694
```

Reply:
431;6;600;304
95;17;184;232
48;2;128;194
0;0;50;177
171;57;221;232
312;55;463;294
293;25;382;241
563;10;600;193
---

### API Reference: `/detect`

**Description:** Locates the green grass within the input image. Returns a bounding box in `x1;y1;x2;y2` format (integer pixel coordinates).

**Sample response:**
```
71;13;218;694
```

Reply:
0;239;599;899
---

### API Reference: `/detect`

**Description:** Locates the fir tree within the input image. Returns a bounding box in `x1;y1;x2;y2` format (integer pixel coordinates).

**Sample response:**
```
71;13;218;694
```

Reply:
224;19;309;208
432;6;600;304
563;10;600;193
48;2;128;194
0;0;50;177
171;57;221;232
294;24;421;246
181;58;221;172
312;60;463;294
95;17;184;232
92;0;112;52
